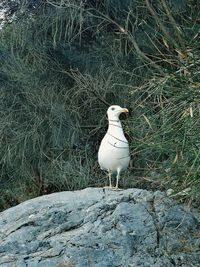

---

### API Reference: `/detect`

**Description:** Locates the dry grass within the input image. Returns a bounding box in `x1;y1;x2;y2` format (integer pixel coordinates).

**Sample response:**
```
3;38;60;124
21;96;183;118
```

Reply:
0;0;199;210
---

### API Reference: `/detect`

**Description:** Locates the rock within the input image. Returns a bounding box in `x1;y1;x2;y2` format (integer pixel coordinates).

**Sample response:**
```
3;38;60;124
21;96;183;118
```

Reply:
166;188;174;196
0;0;41;29
0;188;199;267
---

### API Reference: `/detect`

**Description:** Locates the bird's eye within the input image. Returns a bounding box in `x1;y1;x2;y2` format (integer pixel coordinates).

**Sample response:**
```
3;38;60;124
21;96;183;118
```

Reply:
111;107;115;111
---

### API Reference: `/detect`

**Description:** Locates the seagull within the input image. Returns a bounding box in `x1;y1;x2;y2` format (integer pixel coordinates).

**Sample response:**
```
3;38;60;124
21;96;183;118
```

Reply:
98;105;130;190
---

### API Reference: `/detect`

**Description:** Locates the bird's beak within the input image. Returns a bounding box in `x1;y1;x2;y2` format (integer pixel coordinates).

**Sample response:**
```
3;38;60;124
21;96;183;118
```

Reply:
122;108;129;113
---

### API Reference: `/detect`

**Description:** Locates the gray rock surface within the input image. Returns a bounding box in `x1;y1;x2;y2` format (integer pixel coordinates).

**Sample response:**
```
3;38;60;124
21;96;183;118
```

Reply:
0;188;199;267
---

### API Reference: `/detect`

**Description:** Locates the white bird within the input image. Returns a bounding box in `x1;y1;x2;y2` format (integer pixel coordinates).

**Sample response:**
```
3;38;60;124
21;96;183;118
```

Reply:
98;105;130;190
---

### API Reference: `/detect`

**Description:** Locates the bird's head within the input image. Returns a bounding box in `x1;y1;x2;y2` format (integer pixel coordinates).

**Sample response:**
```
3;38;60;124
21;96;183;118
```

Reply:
107;105;129;121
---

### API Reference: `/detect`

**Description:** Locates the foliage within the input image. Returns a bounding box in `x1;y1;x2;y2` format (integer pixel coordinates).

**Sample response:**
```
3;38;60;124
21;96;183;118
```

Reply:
0;0;199;210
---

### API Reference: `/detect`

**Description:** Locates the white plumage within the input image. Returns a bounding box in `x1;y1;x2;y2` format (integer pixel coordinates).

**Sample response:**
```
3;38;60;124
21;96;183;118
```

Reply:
98;105;130;190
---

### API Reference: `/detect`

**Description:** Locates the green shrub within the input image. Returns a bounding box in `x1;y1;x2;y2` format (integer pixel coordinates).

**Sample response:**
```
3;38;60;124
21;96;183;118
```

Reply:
0;0;199;210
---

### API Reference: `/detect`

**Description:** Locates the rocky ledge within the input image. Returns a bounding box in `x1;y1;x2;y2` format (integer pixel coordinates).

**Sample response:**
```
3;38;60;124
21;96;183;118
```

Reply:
0;188;199;267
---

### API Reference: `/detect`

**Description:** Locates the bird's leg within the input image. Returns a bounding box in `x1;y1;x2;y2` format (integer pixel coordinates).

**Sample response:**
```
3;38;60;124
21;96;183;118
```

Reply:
103;170;113;189
108;171;112;188
114;171;123;191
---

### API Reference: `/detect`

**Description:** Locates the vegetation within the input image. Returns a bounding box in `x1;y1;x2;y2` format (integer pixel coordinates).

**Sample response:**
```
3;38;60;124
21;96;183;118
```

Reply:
0;0;199;210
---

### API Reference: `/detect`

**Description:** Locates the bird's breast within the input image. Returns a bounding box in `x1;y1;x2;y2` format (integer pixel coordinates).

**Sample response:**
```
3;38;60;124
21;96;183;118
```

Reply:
98;133;130;172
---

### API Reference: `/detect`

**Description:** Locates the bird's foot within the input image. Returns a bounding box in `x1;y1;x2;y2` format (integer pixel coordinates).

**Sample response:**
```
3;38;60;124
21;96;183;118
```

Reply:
103;185;122;190
112;187;123;191
103;185;123;191
103;185;114;190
